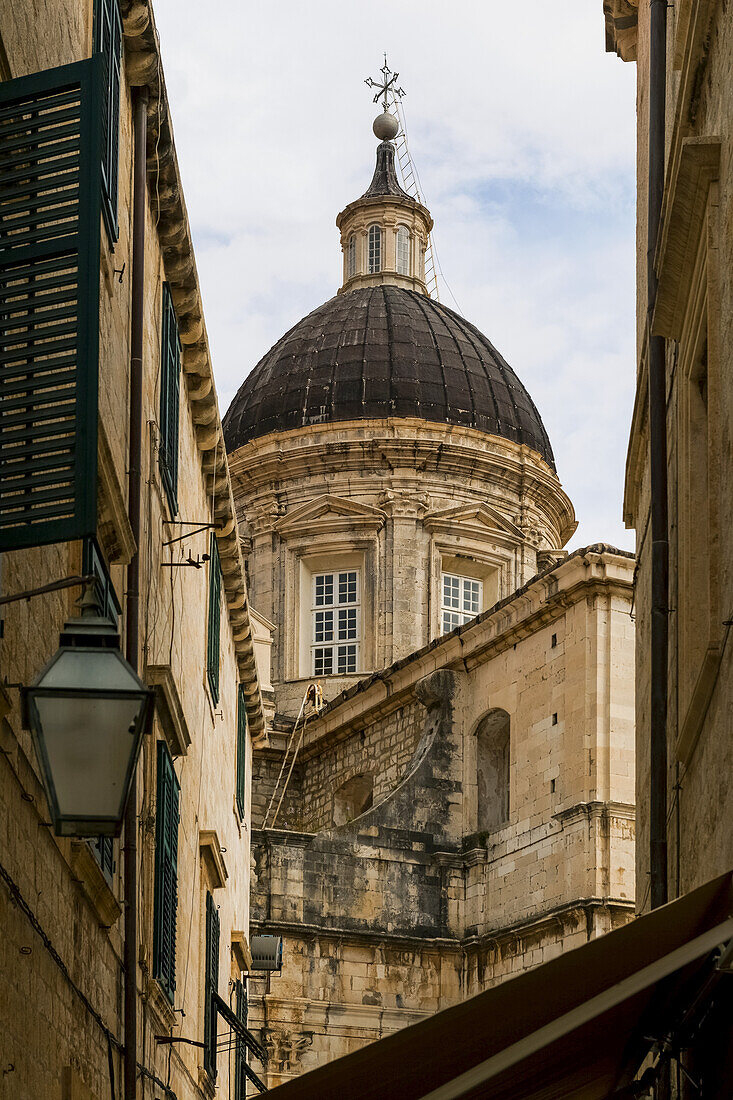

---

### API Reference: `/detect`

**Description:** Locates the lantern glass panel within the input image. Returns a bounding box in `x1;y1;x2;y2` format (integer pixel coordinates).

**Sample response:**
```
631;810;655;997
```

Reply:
34;692;142;824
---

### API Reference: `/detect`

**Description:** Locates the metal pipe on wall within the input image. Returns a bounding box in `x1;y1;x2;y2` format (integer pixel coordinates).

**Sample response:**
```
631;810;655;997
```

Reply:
124;83;149;1100
647;0;669;911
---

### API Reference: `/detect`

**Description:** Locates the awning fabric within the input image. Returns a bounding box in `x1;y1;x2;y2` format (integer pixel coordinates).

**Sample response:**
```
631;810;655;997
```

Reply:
265;872;733;1100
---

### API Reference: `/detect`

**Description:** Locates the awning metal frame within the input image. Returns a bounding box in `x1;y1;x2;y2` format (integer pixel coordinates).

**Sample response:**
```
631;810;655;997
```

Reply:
421;919;733;1100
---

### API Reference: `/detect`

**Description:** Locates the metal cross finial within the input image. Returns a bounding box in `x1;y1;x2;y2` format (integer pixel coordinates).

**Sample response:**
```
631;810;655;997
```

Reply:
365;54;406;110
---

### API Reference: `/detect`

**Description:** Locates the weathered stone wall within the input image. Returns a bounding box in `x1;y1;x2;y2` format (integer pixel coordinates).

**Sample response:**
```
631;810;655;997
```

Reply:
620;0;733;904
228;420;577;718
0;4;261;1099
248;549;636;1086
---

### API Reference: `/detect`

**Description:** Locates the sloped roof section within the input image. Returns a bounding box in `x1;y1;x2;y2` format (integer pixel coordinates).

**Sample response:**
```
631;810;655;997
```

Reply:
223;286;555;470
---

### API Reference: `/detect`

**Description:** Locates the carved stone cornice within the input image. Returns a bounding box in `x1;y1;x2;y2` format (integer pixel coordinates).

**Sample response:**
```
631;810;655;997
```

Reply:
119;0;266;739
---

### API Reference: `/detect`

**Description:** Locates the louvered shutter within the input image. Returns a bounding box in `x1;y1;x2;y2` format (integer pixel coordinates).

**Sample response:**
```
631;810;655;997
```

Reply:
153;741;179;1003
0;58;103;551
95;0;122;242
92;834;115;881
207;536;222;703
236;685;247;818
204;891;221;1078
158;283;180;515
234;978;248;1100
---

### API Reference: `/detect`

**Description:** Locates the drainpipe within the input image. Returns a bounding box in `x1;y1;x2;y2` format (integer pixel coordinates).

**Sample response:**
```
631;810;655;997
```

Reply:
124;84;149;1100
647;0;668;911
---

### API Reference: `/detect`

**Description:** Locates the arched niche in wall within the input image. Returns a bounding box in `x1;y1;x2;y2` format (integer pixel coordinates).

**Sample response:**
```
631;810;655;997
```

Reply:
475;708;510;832
333;773;373;826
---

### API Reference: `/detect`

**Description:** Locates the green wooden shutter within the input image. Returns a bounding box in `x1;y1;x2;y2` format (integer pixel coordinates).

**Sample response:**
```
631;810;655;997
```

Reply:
92;835;114;882
203;891;220;1078
153;740;179;1003
234;978;248;1100
236;685;247;818
207;535;222;704
158;283;180;515
0;58;103;551
94;0;122;243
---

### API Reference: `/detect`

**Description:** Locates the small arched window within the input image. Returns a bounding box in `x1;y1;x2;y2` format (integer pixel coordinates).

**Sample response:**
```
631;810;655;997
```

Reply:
346;234;356;279
396;226;410;275
476;709;510;832
368;225;382;273
333;773;373;826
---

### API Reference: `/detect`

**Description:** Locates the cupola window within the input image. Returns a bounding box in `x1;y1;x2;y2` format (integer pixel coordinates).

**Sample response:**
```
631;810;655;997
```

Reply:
346;234;356;279
441;572;482;634
368;225;382;273
396;226;410;275
312;570;360;675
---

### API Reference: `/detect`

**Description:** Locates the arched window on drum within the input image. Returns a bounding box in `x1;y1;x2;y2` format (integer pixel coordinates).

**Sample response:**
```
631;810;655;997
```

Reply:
368;224;382;273
396;226;410;276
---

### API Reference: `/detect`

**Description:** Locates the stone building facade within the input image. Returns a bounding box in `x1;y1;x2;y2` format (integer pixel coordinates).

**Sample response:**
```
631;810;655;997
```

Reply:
0;2;266;1098
224;110;637;1087
605;1;733;1093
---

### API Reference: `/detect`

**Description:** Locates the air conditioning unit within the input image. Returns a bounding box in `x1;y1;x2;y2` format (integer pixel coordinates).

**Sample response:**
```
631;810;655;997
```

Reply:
250;935;283;971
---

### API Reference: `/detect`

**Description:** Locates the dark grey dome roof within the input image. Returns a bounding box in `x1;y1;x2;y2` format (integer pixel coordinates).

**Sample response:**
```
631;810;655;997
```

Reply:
223;286;555;469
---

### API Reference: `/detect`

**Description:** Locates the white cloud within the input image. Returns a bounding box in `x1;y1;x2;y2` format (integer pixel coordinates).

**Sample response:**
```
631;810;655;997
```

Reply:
153;0;637;552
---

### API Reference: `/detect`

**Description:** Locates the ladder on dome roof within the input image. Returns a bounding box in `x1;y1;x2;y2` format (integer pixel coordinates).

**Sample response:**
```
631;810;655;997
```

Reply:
388;90;440;302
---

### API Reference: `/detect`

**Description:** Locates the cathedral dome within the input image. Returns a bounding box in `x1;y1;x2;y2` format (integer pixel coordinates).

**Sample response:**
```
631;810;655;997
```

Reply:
223;285;555;470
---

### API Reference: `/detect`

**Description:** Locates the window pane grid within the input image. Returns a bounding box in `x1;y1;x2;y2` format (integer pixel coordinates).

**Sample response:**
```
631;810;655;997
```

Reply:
441;572;482;635
312;571;360;674
397;227;410;275
368;225;381;273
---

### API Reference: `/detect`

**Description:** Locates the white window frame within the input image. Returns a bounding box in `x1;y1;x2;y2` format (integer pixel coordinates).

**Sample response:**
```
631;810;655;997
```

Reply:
441;571;482;634
368;225;382;274
346;234;356;279
311;569;361;676
396;226;410;275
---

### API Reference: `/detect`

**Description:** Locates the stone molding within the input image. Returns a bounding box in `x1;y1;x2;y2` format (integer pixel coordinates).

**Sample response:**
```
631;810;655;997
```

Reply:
274;494;386;539
653;137;721;339
199;830;228;890
230;929;253;973
228;419;577;551
69;841;122;928
119;0;266;741
144;663;191;757
603;0;638;61
423;502;524;545
97;420;136;565
290;545;635;756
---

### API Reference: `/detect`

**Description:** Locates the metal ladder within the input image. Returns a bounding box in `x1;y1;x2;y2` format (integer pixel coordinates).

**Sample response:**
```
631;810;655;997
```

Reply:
389;91;440;301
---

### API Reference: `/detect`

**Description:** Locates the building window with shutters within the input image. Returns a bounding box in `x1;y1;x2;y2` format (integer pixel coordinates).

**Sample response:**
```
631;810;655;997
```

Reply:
203;891;220;1079
91;835;115;883
153;741;179;1004
346;234;356;278
368;224;382;273
207;535;222;704
94;0;122;243
311;570;360;676
159;284;181;516
441;572;482;634
235;685;247;819
234;978;248;1100
396;226;410;275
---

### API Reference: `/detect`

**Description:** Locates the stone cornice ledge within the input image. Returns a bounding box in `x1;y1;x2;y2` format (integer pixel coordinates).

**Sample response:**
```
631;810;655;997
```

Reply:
119;0;266;743
294;545;635;756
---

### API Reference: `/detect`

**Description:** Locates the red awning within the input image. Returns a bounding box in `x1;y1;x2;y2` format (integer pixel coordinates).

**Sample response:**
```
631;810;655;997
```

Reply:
265;872;733;1100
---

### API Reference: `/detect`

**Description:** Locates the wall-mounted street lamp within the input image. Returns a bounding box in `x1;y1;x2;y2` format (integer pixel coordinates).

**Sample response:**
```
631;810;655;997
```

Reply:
22;587;154;837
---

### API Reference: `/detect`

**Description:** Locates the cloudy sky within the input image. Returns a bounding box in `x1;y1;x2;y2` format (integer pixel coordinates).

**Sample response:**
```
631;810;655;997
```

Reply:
153;0;637;552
